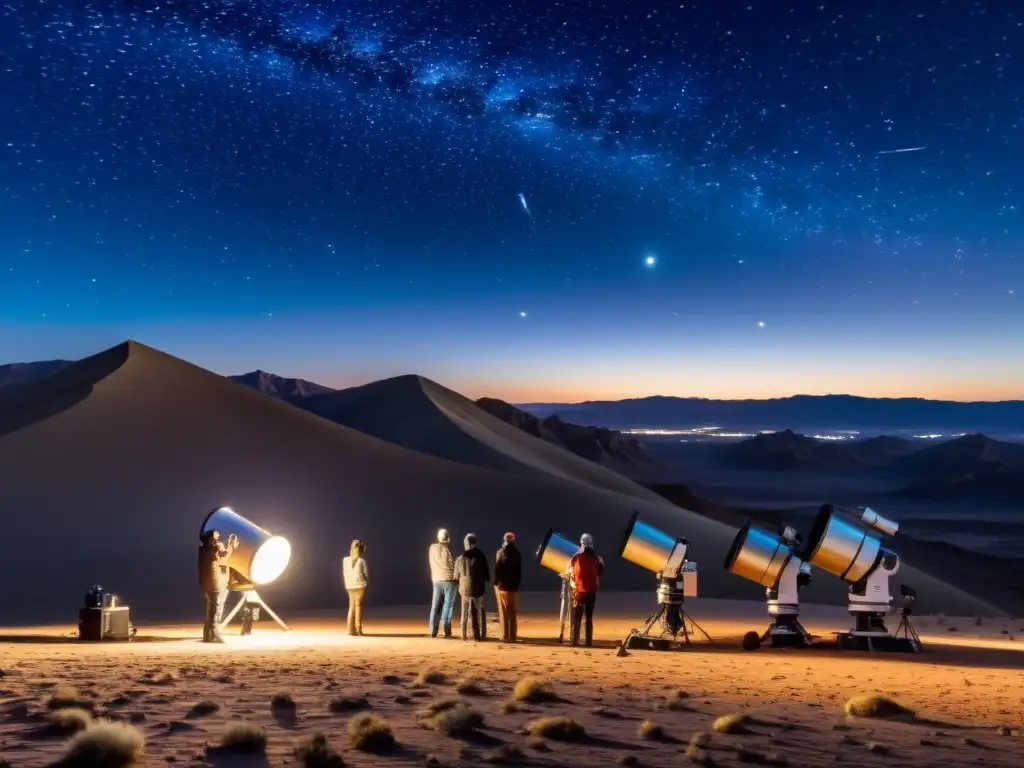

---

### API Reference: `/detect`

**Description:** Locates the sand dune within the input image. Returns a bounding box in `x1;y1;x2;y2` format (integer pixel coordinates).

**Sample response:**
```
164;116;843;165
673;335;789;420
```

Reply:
0;342;1004;625
302;374;662;501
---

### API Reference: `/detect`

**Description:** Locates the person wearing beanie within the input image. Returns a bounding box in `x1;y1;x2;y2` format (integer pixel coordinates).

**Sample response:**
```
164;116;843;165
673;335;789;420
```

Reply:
569;532;605;647
428;528;457;638
453;533;490;641
493;532;522;643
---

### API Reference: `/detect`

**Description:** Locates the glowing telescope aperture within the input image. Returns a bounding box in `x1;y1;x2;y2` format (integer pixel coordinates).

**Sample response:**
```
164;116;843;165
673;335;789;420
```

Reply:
200;506;291;586
536;529;579;575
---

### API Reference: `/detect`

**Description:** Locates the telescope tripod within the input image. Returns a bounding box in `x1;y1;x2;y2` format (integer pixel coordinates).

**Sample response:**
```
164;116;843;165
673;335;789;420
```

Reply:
621;600;713;652
221;588;289;634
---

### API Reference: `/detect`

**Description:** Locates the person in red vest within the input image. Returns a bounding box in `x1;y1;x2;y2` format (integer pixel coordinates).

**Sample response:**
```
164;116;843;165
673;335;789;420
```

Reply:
569;532;604;647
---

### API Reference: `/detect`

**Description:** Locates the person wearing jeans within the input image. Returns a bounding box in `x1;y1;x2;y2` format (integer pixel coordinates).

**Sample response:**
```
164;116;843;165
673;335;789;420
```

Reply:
342;539;369;636
428;528;458;637
454;533;490;641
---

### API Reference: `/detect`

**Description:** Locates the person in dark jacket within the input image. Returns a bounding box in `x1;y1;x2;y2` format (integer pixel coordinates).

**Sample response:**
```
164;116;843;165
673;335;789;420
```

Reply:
569;532;604;647
453;533;490;641
493;532;523;643
198;529;239;643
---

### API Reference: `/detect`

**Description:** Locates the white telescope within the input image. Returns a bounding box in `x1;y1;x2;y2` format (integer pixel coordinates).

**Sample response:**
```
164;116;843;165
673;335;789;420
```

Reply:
798;504;920;653
724;521;812;648
200;507;291;633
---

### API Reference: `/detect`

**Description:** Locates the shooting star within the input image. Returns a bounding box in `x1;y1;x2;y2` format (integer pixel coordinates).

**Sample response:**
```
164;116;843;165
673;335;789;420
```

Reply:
517;192;532;218
877;146;926;155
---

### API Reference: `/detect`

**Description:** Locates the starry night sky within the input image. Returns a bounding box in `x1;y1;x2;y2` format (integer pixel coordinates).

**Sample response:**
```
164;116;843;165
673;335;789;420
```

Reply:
1;1;1021;402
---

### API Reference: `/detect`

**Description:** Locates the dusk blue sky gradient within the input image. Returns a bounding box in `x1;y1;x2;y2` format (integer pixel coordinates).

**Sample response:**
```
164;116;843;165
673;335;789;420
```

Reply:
1;1;1021;401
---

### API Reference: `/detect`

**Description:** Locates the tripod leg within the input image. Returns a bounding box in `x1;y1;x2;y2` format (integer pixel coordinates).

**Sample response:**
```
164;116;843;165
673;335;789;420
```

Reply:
253;593;290;631
219;594;246;630
684;612;714;644
641;606;665;636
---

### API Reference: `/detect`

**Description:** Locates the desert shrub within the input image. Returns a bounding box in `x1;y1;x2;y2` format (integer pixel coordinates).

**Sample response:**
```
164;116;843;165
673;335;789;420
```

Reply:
271;693;297;713
58;721;145;768
498;699;520;715
44;708;93;736
296;731;345;768
637;720;667;741
661;690;694;711
219;722;268;753
867;742;888;754
713;714;751;734
416;698;484;735
348;713;396;753
415;668;447;686
843;695;914;720
48;685;92;712
487;743;525;763
513;677;558;703
139;671;176;686
328;697;370;713
526;716;586;741
456;677;486;695
186;701;219;718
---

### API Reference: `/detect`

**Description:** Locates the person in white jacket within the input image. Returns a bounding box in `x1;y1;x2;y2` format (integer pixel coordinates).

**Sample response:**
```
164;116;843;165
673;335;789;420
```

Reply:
428;528;457;637
342;539;369;636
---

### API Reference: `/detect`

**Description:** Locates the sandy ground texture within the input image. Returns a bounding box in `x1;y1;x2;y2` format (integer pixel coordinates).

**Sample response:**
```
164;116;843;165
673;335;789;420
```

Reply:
2;599;1024;768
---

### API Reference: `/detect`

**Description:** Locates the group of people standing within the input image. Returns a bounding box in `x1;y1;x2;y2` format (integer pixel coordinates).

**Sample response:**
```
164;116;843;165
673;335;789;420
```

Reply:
199;525;605;646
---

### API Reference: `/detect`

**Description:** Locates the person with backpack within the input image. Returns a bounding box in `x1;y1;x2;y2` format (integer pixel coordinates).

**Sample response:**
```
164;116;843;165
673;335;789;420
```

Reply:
493;532;522;643
453;533;490;641
569;532;604;647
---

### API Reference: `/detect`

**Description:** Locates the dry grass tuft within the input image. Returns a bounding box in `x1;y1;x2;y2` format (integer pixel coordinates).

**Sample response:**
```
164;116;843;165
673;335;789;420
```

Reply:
415;668;447;686
486;744;525;763
48;685;92;712
713;713;751;734
348;713;396;753
867;742;888;754
271;693;297;713
513;677;558;703
637;720;667;741
498;699;520;715
58;721;145;768
45;708;94;736
139;671;177;686
662;690;694;711
843;695;914;720
296;731;346;768
526;737;551;751
328;697;370;713
186;701;219;718
219;722;268;753
416;699;484;735
456;677;486;696
526;716;586;741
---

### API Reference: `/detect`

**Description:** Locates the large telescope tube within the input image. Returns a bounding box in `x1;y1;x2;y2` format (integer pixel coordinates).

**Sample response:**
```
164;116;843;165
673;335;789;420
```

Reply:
799;504;894;584
724;522;794;588
619;512;687;574
536;529;579;575
200;507;291;585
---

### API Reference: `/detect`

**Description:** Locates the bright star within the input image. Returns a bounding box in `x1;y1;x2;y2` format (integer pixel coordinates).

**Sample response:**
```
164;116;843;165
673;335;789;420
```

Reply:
644;255;657;268
519;311;528;318
757;321;766;327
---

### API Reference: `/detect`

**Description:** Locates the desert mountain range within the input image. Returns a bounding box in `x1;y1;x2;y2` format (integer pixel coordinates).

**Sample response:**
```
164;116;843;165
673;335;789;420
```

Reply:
721;429;1024;502
0;343;1016;622
522;393;1024;431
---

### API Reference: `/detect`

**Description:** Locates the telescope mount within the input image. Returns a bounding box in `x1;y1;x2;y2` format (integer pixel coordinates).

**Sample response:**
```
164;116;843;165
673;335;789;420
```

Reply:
621;568;713;652
221;575;289;635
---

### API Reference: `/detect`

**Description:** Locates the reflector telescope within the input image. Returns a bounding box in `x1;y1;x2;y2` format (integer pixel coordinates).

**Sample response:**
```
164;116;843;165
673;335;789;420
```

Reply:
618;512;709;651
798;504;920;653
536;529;580;644
199;506;291;634
536;529;579;576
800;504;896;585
724;522;812;647
200;506;291;586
